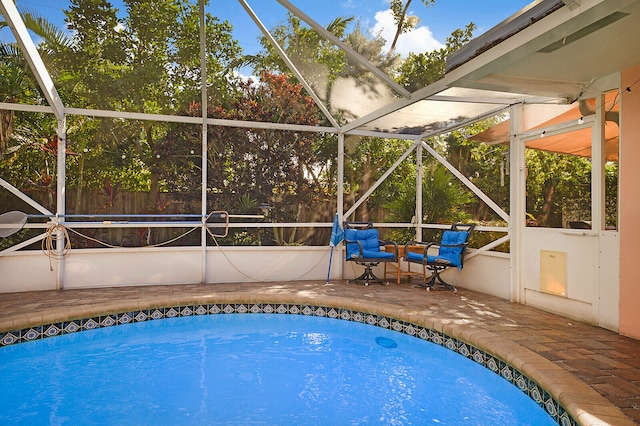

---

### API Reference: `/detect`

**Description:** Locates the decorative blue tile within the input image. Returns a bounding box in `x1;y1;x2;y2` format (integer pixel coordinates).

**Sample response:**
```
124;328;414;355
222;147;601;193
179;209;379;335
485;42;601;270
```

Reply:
458;342;471;358
250;304;262;314
209;305;221;314
514;371;529;394
340;310;350;320
471;348;485;365
263;304;274;314
289;305;300;315
276;304;288;314
195;305;208;315
302;306;313;316
101;315;116;327
486;356;499;374
500;365;514;383
236;304;248;314
445;337;457;351
327;308;338;318
180;307;193;317
559;408;575;426
222;305;234;314
431;331;444;345
315;307;326;317
134;311;148;322
378;317;389;328
23;328;40;341
352;312;364;323
118;313;132;324
530;383;544;406
0;332;18;346
150;309;164;320
545;395;559;419
63;321;80;334
83;318;98;330
44;324;61;337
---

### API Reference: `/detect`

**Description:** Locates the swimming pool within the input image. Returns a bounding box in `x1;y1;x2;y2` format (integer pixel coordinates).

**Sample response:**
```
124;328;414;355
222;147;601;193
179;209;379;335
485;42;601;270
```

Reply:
1;313;556;425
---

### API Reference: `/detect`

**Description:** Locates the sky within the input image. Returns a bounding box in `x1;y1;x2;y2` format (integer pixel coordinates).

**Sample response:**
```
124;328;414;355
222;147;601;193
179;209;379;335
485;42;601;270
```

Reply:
6;0;534;58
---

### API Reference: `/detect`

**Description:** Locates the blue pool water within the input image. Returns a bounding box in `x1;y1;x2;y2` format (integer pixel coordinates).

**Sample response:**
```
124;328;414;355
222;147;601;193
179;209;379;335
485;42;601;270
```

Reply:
0;314;556;425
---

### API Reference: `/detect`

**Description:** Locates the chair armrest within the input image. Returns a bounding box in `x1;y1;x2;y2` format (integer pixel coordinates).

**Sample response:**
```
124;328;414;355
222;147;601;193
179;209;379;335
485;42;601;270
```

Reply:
379;240;398;258
344;238;364;257
404;241;435;259
435;242;469;248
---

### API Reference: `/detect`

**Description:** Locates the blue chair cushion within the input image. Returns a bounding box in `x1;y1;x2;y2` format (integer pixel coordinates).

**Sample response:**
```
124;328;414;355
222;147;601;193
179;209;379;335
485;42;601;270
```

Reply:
406;230;469;269
345;228;393;260
439;230;468;266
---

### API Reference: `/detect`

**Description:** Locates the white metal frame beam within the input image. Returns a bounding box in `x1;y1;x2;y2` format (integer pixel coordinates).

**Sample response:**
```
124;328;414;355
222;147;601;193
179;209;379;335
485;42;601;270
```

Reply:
0;0;65;121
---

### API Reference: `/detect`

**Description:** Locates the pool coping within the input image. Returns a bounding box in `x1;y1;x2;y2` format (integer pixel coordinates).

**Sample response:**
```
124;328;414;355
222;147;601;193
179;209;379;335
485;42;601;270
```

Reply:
0;289;633;426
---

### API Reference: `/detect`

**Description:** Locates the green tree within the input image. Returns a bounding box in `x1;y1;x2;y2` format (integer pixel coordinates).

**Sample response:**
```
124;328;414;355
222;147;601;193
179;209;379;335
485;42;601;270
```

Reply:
525;149;591;227
55;0;242;212
163;71;322;245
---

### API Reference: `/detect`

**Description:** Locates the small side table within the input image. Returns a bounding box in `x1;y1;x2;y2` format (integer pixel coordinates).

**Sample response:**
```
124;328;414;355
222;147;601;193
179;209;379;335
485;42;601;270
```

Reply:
384;245;426;284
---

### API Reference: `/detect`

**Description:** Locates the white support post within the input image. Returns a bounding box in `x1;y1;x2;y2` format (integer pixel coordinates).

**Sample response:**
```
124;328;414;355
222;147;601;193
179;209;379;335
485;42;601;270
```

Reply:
56;117;66;290
199;0;208;284
415;140;423;242
509;105;525;303
592;93;605;324
337;133;345;279
592;94;605;231
337;134;344;223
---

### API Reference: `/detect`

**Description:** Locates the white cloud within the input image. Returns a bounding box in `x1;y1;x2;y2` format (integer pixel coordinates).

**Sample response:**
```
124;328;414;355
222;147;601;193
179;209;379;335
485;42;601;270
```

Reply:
371;9;444;56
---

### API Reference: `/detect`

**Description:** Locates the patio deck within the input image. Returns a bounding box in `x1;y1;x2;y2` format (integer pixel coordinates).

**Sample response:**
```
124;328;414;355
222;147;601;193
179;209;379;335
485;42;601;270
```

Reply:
1;280;639;425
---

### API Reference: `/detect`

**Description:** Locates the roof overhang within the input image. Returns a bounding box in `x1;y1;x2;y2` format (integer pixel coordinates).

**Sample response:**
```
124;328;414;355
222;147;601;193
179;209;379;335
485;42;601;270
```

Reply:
445;0;640;101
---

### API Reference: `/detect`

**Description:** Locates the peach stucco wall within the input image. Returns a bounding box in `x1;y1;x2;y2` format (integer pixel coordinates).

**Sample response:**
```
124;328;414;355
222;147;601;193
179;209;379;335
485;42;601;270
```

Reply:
619;64;640;339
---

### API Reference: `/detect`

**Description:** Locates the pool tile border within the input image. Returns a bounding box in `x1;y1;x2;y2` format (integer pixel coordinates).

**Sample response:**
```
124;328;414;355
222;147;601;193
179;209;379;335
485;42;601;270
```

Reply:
0;302;575;425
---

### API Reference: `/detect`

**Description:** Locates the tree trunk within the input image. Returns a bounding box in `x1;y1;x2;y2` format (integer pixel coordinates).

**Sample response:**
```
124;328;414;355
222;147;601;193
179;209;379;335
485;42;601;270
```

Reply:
540;182;556;226
390;0;413;54
0;109;14;157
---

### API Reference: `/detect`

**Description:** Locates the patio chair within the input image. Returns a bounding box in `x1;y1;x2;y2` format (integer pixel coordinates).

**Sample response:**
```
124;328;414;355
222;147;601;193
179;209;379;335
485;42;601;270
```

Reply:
344;222;398;286
404;223;475;292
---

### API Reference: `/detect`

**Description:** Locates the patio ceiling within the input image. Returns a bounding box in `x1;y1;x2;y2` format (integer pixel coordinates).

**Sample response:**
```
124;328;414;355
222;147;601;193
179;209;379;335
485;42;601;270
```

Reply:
273;0;638;139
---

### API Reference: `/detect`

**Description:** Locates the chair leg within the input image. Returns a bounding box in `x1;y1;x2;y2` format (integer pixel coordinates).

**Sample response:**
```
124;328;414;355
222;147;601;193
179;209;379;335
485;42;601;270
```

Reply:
414;266;457;292
432;270;457;292
348;263;386;286
413;273;436;290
